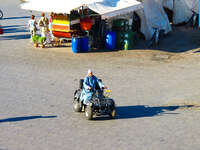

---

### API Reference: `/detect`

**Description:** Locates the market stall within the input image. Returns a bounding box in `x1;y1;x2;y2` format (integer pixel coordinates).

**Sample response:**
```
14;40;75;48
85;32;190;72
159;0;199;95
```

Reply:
21;0;143;52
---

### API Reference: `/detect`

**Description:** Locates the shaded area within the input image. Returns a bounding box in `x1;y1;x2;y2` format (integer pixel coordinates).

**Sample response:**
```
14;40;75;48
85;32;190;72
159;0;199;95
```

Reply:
3;27;28;34
92;105;196;121
1;25;28;34
193;50;200;53
86;48;119;53
116;105;180;119
2;16;30;20
87;26;200;54
0;24;30;40
1;25;25;29
116;104;198;119
133;26;200;53
0;34;30;40
0;115;57;123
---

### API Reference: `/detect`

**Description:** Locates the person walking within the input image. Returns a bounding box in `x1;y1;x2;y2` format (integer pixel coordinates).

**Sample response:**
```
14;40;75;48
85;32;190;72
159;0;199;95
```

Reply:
28;15;37;39
38;12;51;44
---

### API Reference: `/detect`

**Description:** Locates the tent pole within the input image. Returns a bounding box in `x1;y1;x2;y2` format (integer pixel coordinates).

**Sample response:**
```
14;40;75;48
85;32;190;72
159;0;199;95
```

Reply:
173;0;175;24
199;0;200;28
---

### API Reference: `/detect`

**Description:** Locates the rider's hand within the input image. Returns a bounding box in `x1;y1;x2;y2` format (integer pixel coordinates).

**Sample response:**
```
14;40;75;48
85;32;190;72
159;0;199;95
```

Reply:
88;87;92;90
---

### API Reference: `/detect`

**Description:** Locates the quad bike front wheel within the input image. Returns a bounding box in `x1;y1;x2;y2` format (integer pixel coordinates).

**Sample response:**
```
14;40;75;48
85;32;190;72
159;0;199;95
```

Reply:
85;106;93;120
73;101;82;112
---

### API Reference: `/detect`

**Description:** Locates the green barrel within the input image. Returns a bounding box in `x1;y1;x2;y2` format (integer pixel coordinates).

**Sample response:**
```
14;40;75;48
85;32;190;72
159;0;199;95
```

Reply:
112;19;129;32
116;31;134;50
116;32;124;49
123;31;134;50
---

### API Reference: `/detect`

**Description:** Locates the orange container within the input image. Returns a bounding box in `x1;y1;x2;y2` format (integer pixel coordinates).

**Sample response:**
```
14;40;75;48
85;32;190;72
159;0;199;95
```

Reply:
80;18;92;31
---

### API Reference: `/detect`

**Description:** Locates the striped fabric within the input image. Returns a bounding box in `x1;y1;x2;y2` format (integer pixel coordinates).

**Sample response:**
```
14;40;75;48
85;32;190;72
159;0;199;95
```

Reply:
52;24;70;32
52;31;71;38
52;15;70;33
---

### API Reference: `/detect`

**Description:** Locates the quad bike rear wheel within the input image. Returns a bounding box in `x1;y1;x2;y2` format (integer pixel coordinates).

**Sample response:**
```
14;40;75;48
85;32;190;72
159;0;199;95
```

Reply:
110;107;116;119
85;106;93;120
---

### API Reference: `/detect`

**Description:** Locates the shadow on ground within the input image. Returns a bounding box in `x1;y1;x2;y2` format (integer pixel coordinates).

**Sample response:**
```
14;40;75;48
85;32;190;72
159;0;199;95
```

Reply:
84;26;200;54
115;105;180;119
0;115;57;123
85;48;119;53
0;34;30;40
1;25;25;29
0;24;30;40
126;26;200;53
93;104;197;120
91;105;181;121
3;27;28;34
2;16;30;20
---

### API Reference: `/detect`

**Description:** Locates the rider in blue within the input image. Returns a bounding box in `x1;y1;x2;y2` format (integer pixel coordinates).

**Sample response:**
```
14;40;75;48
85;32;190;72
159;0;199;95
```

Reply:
80;69;107;104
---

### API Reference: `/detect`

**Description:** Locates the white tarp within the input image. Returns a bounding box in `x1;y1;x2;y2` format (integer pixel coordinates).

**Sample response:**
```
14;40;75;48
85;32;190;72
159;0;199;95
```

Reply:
173;0;199;24
163;0;199;24
136;0;172;40
191;0;199;13
21;0;143;19
86;0;143;19
21;0;90;14
163;0;173;10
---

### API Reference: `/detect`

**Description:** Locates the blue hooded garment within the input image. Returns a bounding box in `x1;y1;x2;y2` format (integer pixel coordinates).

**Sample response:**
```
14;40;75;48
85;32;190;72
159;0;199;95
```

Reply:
80;75;104;104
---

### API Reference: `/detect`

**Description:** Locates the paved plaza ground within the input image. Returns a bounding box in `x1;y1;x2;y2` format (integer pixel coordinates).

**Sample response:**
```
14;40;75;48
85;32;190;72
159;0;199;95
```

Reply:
0;1;200;150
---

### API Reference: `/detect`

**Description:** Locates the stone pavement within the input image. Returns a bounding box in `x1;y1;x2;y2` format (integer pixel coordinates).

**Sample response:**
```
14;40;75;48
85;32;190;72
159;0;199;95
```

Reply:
0;1;200;150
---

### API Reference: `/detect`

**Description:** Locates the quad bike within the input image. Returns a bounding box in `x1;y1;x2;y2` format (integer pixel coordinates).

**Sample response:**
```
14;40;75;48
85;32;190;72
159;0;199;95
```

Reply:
73;79;116;120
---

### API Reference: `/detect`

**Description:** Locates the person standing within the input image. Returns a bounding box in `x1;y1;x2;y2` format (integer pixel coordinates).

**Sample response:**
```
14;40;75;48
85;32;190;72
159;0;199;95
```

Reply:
38;12;51;44
28;15;37;39
49;12;54;40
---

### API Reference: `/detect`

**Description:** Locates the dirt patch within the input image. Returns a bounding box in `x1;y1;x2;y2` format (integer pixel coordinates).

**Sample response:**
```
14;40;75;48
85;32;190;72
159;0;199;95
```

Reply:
151;53;173;62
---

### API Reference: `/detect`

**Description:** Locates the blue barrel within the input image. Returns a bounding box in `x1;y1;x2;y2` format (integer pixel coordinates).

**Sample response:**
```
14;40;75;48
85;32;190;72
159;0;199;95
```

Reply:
81;37;89;52
72;38;81;53
105;31;116;50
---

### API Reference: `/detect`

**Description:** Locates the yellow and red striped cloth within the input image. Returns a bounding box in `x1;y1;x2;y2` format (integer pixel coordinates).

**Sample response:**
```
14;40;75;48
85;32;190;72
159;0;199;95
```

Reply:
52;15;71;38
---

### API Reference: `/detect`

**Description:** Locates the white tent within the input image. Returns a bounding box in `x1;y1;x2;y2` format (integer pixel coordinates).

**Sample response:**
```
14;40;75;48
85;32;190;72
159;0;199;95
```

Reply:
137;0;199;40
163;0;199;24
136;0;172;40
21;0;90;14
21;0;143;19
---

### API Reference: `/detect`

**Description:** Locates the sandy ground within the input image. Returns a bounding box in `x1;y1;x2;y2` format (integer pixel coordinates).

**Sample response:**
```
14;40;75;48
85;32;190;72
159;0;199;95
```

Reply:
0;1;200;150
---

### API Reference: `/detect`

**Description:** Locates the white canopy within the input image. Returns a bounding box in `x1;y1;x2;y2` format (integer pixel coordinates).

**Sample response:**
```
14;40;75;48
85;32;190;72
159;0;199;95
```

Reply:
21;0;143;19
21;0;89;14
87;0;143;19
